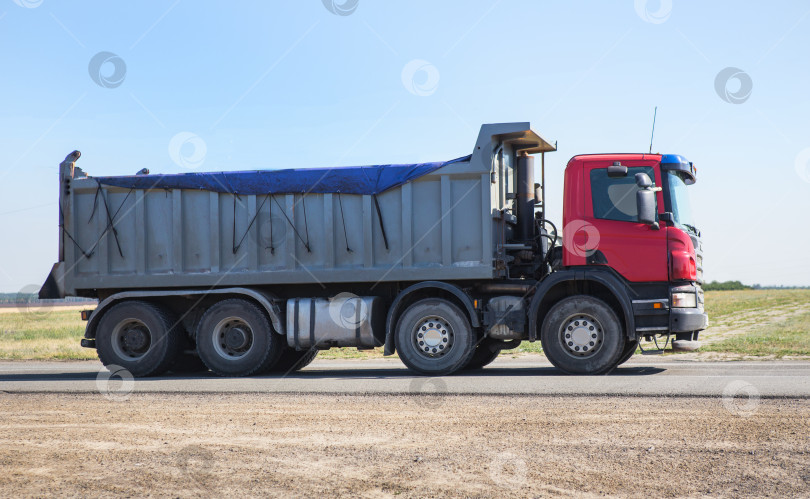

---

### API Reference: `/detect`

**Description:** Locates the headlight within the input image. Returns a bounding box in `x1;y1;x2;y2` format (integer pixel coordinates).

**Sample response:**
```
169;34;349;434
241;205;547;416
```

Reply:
672;292;697;308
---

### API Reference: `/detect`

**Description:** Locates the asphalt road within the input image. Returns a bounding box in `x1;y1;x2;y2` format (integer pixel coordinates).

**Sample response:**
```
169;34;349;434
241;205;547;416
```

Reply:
1;356;808;397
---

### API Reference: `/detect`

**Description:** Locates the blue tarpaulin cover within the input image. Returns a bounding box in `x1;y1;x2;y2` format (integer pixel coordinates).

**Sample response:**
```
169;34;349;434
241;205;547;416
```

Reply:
94;155;471;195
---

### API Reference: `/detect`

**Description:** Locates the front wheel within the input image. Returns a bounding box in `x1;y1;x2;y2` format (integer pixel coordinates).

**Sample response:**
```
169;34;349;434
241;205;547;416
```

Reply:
395;298;476;376
540;296;624;375
616;339;639;366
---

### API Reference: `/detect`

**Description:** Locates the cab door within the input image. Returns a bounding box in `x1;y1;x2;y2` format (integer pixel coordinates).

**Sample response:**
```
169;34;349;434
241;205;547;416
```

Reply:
580;161;667;282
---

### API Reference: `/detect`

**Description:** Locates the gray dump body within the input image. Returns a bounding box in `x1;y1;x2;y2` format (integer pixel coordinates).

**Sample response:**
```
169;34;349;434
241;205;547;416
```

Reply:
44;123;556;298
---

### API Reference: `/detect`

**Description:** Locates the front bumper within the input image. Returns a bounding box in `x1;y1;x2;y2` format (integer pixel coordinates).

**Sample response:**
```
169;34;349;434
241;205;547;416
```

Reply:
670;283;708;332
631;282;708;338
670;306;708;332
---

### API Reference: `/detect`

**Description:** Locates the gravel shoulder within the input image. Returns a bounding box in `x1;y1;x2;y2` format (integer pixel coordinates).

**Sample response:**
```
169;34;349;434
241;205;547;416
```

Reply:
0;393;807;498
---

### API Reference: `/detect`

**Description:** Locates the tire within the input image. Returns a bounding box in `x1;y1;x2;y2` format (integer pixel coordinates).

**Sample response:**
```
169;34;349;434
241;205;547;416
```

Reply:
169;353;209;374
463;344;502;370
395;298;476;376
266;348;319;373
196;299;283;377
95;300;181;378
616;339;639;366
540;295;625;375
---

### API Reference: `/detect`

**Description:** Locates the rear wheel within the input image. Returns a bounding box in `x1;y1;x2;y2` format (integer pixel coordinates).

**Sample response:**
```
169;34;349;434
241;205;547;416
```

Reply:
196;299;283;377
95;300;181;377
395;298;476;376
266;347;318;373
540;295;624;375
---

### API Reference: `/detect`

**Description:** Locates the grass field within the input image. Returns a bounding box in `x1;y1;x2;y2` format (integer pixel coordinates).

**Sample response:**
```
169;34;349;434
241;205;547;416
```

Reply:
0;307;96;360
700;313;810;357
700;289;810;358
0;289;807;361
702;288;810;318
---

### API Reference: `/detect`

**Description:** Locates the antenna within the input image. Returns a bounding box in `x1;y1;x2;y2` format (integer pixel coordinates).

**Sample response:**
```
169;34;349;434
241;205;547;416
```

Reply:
648;106;658;154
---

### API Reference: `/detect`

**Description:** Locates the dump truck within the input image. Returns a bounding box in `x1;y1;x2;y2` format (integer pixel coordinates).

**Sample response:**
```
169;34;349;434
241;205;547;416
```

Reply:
39;122;707;377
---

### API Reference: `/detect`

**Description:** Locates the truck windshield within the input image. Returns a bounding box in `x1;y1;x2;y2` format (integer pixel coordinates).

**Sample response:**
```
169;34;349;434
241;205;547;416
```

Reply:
665;170;697;234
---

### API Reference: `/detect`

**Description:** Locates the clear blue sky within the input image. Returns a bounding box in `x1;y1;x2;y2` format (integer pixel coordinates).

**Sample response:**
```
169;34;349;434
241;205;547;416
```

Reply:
1;0;809;292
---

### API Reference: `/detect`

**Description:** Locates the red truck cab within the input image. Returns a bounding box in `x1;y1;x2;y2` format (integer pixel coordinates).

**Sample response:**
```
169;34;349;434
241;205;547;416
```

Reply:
560;153;707;348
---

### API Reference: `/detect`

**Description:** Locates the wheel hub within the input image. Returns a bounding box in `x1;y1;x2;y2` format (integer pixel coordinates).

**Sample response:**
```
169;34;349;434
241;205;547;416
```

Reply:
423;329;443;347
213;317;254;359
561;314;603;358
224;327;249;350
414;317;453;357
123;327;149;351
111;319;152;360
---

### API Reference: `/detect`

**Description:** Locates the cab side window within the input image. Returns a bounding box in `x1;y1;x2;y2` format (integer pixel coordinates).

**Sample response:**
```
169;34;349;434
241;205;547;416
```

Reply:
590;166;655;222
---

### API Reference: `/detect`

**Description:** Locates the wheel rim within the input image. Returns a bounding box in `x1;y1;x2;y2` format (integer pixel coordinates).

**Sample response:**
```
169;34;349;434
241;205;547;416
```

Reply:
212;316;254;360
111;318;152;360
412;315;454;358
559;313;604;359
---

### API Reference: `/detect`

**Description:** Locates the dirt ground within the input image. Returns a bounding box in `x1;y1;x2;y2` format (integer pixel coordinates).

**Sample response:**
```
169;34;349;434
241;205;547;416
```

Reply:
0;394;808;497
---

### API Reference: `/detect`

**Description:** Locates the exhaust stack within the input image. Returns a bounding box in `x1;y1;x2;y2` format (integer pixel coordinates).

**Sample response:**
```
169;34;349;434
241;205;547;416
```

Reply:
516;151;535;242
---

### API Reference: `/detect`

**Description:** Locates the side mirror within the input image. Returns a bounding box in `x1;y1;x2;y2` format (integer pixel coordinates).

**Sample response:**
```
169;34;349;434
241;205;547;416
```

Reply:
634;172;652;188
607;161;628;177
635;173;659;229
